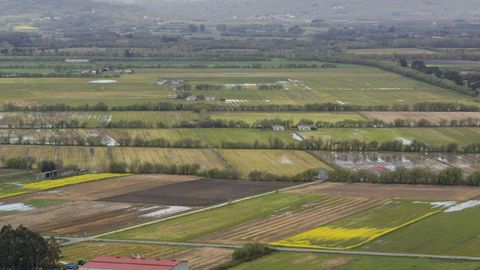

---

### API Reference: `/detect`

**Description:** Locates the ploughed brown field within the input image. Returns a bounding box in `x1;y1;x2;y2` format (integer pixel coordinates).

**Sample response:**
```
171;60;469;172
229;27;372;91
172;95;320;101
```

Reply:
100;179;294;206
290;182;480;201
0;175;200;236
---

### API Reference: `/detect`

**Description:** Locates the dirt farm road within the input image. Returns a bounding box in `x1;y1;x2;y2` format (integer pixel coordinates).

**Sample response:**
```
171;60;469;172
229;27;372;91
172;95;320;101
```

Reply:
56;237;480;262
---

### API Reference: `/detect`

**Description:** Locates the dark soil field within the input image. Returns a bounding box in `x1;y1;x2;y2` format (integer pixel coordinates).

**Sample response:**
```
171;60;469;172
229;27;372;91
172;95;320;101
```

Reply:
101;179;294;206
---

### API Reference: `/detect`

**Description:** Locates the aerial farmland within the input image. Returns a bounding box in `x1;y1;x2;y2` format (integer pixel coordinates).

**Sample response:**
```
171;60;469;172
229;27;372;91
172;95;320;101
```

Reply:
1;3;480;269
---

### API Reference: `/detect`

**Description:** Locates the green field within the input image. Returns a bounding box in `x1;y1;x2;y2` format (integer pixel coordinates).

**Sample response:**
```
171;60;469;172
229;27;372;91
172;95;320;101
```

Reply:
0;111;365;128
103;192;320;241
111;128;295;147
209;112;365;125
231;252;480;270
220;149;329;176
301;128;480;147
273;200;437;249
361;203;480;256
348;48;438;55
0;146;326;177
0;65;474;107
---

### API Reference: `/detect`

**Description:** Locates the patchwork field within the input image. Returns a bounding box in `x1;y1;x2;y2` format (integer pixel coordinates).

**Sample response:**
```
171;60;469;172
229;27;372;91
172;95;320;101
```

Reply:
101;179;294;206
313;151;480;174
103;192;321;242
0;145;327;177
62;242;233;270
0;173;128;199
0;111;199;128
231;252;480;270
219;149;329;176
360;111;480;125
0;66;474;106
197;194;383;244
0;175;201;236
348;48;438;55
272;200;439;249
108;128;296;147
209;112;366;125
361;201;480;257
291;182;480;201
301;128;480;147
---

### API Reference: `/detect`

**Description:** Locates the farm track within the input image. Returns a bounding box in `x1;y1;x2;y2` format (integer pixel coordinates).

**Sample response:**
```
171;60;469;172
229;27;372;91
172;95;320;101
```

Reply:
57;238;480;262
197;195;383;244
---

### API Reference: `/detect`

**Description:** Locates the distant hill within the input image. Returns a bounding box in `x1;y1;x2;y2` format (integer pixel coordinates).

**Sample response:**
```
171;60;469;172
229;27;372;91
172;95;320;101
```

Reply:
0;0;146;30
104;0;480;21
0;0;478;29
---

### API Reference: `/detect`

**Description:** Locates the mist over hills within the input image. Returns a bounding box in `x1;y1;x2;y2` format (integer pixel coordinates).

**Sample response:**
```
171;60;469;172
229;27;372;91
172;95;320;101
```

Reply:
103;0;480;21
0;0;478;28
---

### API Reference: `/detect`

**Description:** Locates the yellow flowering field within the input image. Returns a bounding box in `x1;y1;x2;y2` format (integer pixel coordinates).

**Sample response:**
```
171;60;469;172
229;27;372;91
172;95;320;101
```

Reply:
272;200;440;250
0;173;129;199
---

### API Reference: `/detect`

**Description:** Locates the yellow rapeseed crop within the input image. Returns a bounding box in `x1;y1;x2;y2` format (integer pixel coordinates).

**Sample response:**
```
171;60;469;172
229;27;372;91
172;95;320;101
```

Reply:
24;173;129;190
272;211;440;250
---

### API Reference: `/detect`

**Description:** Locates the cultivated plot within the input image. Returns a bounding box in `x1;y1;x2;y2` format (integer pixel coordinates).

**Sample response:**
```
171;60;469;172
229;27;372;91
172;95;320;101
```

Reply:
272;200;439;249
361;201;480;257
101;179;293;206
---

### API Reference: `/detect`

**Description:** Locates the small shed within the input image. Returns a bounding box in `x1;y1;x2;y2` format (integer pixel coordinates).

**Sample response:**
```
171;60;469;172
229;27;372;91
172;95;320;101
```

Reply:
297;125;313;131
205;96;216;101
186;95;197;101
272;125;285;131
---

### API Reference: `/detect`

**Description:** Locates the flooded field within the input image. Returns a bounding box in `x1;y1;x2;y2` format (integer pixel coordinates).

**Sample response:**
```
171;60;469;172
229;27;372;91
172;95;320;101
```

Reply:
313;151;480;174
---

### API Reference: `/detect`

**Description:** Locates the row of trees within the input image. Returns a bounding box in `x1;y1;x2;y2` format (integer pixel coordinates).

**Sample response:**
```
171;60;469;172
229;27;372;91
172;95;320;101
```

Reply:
2;135;480;154
330;167;480;186
2;116;480;130
109;161;242;179
3;101;480;113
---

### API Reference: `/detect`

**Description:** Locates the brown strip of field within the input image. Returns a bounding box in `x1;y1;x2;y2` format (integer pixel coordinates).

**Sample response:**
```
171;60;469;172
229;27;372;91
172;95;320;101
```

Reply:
1;174;199;203
289;182;480;201
174;247;233;270
197;195;383;244
360;111;480;124
100;179;293;207
0;175;200;236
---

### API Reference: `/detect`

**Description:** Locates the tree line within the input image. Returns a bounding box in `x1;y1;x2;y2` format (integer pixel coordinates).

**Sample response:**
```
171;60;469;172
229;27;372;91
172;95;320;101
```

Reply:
0;225;61;270
3;101;480;113
330;167;480;186
3;116;480;130
2;135;480;154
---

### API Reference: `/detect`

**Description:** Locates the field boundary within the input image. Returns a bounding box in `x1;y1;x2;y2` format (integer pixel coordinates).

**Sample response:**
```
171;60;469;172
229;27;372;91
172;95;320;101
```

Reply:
93;180;322;238
55;237;480;262
271;210;441;250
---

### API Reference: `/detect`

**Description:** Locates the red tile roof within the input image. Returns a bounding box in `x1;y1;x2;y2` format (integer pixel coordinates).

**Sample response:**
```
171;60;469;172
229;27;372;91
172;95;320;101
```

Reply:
370;165;390;172
80;256;185;270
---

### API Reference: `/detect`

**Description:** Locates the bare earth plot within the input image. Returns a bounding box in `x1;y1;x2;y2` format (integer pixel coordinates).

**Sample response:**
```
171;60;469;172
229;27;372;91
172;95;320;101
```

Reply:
0;175;199;236
101;179;293;206
361;111;480;124
290;182;480;201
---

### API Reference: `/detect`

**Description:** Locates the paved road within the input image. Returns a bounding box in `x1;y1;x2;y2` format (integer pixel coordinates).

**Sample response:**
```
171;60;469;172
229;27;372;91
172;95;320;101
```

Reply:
56;237;480;262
